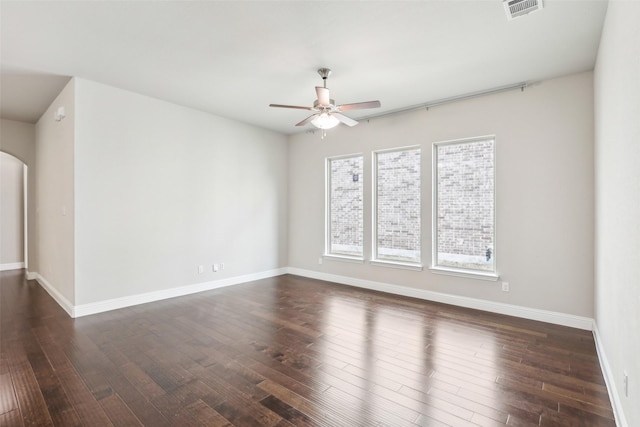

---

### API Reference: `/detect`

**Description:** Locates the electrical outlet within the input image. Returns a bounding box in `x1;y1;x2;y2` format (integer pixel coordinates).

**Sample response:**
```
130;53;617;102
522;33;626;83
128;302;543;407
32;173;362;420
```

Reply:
502;282;510;292
318;257;323;265
624;371;629;397
198;265;204;274
220;263;225;270
213;264;219;272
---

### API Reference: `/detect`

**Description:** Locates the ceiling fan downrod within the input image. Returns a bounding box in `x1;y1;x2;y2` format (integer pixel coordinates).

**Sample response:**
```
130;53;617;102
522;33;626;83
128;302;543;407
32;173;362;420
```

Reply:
317;68;331;88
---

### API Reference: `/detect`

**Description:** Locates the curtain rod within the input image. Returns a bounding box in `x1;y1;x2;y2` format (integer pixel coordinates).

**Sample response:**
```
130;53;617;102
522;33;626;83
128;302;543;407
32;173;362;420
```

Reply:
360;81;531;123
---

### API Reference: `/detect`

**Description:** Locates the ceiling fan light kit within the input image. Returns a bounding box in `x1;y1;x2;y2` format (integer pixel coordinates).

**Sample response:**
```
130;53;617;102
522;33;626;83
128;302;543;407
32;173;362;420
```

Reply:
269;68;381;132
311;112;340;130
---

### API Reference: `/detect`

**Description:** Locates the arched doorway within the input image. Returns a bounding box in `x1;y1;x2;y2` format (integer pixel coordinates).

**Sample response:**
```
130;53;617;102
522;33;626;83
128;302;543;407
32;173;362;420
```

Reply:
0;151;28;271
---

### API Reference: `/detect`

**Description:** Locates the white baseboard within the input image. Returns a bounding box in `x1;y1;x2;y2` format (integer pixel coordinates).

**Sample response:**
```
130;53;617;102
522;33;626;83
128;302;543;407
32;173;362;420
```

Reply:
72;267;288;318
0;262;25;271
33;273;75;318
32;265;593;331
593;322;628;427
286;267;594;331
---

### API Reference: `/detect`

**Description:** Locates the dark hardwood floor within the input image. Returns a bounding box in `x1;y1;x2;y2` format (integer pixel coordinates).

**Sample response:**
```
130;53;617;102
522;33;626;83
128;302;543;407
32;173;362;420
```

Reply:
0;270;615;426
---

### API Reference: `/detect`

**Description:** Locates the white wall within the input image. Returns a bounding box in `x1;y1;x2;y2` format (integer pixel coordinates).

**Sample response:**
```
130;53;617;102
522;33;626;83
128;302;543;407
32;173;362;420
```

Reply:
74;78;288;305
0;119;36;272
35;79;76;304
0;151;24;268
594;1;640;426
289;71;594;319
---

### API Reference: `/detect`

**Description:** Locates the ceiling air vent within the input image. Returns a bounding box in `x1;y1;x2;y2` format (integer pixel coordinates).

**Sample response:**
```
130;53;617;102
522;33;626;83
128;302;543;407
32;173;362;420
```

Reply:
503;0;544;20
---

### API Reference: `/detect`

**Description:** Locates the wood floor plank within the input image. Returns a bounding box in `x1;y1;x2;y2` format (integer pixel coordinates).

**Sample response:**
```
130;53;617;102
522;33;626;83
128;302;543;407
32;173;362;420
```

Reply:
258;394;317;427
20;330;82;426
186;364;282;427
323;384;420;427
0;408;24;427
99;393;144;427
150;379;218;420
172;399;231;427
0;372;19;416
1;270;616;426
6;341;54;427
28;326;113;426
258;378;350;427
421;385;509;424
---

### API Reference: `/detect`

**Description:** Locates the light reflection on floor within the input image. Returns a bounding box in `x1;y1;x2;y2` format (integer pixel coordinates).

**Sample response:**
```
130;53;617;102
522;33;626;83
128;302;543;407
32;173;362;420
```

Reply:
313;292;503;426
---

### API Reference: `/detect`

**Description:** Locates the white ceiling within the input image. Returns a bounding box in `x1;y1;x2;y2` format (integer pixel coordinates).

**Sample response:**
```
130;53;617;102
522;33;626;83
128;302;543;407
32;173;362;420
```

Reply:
0;0;608;134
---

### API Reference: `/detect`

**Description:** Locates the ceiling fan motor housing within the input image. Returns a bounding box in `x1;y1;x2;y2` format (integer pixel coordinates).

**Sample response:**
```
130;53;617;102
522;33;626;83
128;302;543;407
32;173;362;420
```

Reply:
314;99;336;110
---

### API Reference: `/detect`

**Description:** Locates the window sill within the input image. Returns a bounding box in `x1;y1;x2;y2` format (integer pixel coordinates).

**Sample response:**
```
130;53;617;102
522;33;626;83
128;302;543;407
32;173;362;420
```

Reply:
429;266;499;281
370;259;423;271
323;254;365;264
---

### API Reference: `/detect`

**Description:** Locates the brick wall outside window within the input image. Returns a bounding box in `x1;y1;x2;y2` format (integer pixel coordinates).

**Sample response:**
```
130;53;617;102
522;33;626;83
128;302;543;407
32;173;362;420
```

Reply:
435;139;494;271
375;148;421;262
328;156;363;256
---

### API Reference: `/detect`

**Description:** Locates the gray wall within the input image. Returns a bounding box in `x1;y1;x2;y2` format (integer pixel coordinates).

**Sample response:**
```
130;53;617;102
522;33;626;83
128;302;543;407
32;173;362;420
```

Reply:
289;71;594;318
35;79;76;304
594;1;640;425
73;79;289;305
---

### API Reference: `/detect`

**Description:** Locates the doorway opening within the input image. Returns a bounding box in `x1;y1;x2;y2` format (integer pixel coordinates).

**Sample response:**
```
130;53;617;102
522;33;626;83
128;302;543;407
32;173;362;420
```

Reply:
0;151;28;272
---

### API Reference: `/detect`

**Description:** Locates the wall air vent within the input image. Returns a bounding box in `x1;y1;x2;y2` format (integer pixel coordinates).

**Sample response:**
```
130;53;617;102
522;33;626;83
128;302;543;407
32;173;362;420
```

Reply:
503;0;544;20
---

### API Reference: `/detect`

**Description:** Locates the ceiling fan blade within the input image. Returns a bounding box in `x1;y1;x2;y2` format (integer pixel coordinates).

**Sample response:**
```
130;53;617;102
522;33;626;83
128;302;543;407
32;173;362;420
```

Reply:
295;114;318;127
333;113;359;127
316;87;330;106
269;104;312;110
337;100;381;112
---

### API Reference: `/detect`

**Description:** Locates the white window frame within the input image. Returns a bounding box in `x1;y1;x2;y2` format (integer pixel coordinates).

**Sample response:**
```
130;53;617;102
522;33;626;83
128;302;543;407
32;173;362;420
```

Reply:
430;135;498;281
324;153;365;262
371;146;422;271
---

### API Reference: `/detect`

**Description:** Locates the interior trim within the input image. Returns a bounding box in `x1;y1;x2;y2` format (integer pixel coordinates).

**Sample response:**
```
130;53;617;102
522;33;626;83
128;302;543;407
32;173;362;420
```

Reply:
33;273;74;317
593;321;629;427
287;267;594;330
72;268;289;318
0;262;25;271
32;266;593;330
32;268;287;318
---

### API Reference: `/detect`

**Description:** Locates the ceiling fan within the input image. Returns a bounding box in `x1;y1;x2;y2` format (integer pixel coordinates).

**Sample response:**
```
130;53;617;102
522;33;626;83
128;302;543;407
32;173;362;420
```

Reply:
269;68;381;130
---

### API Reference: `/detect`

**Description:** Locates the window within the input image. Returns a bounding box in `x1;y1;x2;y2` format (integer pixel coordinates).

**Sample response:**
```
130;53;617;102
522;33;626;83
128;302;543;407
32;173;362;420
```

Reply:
326;155;364;259
433;136;496;277
373;147;421;266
